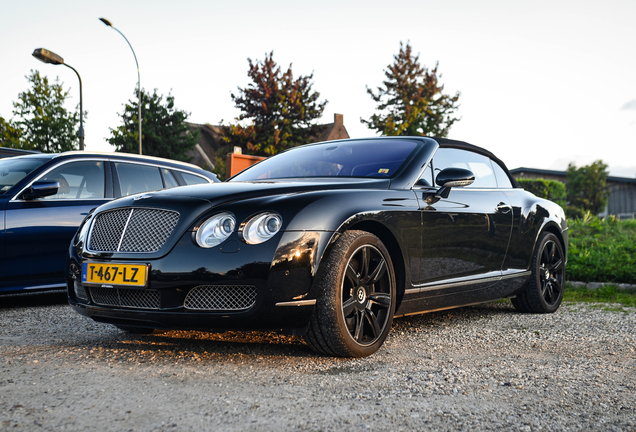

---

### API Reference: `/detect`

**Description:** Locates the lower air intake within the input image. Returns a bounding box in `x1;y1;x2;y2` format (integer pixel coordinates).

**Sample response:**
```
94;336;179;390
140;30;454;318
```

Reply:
184;285;257;311
89;287;160;309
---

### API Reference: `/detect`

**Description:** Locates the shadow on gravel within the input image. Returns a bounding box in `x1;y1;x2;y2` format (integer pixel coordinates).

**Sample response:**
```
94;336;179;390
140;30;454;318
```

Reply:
71;302;520;360
0;290;67;309
393;300;517;329
90;329;316;359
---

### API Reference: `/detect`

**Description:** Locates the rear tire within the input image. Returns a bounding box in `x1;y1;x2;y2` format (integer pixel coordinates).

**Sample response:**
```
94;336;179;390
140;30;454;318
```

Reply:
304;231;396;357
511;232;565;313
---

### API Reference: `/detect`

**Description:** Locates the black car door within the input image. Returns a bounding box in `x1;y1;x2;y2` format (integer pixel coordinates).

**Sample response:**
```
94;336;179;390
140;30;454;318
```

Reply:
413;148;513;293
4;160;110;288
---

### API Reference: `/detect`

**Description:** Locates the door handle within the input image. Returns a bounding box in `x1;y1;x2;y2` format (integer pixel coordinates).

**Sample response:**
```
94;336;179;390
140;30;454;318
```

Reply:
496;202;512;214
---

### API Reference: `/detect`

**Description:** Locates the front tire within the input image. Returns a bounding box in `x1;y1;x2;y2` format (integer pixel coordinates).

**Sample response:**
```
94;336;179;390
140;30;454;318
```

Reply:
511;232;565;313
304;231;396;357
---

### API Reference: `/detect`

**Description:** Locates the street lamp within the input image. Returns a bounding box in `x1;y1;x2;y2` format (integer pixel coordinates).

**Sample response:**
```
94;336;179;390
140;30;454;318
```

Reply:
32;48;84;151
99;17;142;155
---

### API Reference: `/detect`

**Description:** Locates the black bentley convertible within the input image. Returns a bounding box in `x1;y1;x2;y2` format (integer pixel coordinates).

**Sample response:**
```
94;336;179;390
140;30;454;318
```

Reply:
67;137;567;357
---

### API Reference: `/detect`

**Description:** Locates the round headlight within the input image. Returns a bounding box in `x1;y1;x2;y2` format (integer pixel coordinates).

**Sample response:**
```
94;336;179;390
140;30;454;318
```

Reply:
195;212;236;248
241;212;283;245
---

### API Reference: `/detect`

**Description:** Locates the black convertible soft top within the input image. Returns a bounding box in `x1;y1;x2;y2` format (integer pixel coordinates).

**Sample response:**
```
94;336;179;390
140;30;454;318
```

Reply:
433;137;521;188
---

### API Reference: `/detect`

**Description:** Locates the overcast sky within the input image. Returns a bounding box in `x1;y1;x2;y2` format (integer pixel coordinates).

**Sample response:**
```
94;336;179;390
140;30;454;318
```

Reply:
1;0;635;177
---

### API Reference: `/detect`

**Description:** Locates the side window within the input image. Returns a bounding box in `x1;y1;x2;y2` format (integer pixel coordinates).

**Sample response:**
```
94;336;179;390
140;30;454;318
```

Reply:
432;148;497;188
492;161;513;188
178;172;209;186
161;169;180;188
115;163;164;196
40;161;105;199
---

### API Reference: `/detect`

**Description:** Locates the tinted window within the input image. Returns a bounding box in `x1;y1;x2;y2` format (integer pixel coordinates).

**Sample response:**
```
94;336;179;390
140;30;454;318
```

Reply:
180;172;209;185
40;161;105;199
492;162;513;188
432;148;497;188
231;139;420;181
161;169;180;188
0;157;48;195
115;163;163;196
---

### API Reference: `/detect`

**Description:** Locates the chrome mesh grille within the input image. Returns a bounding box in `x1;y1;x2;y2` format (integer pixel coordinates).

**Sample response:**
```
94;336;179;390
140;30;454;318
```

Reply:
184;285;257;311
89;287;160;309
89;208;179;253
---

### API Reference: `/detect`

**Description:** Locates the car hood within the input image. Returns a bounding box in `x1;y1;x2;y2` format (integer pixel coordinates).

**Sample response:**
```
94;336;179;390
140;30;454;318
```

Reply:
150;178;391;207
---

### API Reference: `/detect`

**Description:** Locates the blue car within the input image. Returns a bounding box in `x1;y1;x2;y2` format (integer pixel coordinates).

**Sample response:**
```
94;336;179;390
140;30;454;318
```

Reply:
0;151;218;294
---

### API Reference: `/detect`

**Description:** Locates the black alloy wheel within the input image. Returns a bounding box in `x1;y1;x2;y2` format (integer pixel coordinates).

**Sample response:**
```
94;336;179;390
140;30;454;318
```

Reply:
341;243;392;346
538;238;564;307
511;232;565;313
304;230;396;357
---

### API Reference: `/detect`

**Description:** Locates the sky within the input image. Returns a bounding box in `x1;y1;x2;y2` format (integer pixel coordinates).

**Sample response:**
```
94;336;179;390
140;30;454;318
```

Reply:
1;0;635;177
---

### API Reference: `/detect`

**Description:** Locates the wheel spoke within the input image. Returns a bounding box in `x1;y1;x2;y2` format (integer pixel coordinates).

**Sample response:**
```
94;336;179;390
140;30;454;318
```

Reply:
364;258;386;285
549;277;562;294
354;311;364;341
346;263;360;286
547;242;556;263
543;282;553;302
368;292;391;309
359;247;369;280
541;280;549;298
364;310;382;339
342;297;356;317
549;259;563;272
541;247;550;266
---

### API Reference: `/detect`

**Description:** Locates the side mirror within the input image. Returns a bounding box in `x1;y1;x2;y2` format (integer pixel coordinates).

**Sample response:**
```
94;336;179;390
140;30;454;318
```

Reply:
22;181;60;200
436;167;475;188
424;168;475;203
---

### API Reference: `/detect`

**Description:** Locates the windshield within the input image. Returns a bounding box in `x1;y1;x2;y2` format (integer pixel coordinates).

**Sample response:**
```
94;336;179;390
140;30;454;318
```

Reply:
230;139;420;181
0;157;49;195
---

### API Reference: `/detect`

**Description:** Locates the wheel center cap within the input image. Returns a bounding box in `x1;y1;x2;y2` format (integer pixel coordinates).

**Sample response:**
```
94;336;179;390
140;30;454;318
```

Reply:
356;287;367;303
544;270;550;280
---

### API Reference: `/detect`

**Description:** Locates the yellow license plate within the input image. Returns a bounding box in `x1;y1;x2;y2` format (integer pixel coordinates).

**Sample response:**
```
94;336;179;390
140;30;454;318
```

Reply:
82;262;147;287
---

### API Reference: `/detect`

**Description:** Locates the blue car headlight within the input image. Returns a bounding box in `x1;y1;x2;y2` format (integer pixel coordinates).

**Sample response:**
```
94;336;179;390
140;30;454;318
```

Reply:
241;212;282;245
195;212;236;248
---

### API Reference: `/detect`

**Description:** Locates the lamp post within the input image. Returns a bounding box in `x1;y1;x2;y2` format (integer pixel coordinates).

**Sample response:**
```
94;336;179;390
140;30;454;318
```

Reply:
99;17;142;155
32;48;84;150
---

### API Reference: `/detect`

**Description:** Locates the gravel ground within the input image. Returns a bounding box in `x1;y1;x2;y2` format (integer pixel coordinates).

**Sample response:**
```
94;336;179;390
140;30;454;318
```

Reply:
1;292;635;431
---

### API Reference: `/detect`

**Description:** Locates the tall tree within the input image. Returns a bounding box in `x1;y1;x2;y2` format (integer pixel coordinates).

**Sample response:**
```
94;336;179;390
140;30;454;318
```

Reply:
0;116;30;149
362;42;460;137
222;52;327;156
566;160;610;216
12;70;82;152
108;89;198;162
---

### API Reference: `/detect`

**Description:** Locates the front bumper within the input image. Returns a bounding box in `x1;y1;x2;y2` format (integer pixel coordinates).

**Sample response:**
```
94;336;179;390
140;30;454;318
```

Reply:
67;230;332;334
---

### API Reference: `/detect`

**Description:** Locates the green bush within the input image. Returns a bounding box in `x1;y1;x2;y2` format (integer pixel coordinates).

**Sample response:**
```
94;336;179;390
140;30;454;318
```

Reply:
517;178;566;208
566;213;636;283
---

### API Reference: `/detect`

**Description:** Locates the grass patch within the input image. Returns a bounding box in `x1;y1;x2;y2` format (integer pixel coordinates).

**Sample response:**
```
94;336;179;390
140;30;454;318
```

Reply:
564;283;636;308
566;214;636;284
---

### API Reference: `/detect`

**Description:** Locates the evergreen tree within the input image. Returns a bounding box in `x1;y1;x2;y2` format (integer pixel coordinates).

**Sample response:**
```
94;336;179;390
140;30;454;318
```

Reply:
0;116;30;149
566;160;610;216
223;52;327;156
362;42;460;137
108;89;198;162
11;70;82;152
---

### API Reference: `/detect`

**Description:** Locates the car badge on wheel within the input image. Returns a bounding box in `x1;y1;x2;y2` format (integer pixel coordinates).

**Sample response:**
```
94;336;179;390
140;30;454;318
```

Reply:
133;194;153;201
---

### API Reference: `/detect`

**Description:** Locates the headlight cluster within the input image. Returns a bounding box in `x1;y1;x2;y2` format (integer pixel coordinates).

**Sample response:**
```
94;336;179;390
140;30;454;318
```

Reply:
196;212;236;248
194;211;282;248
241;212;282;245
